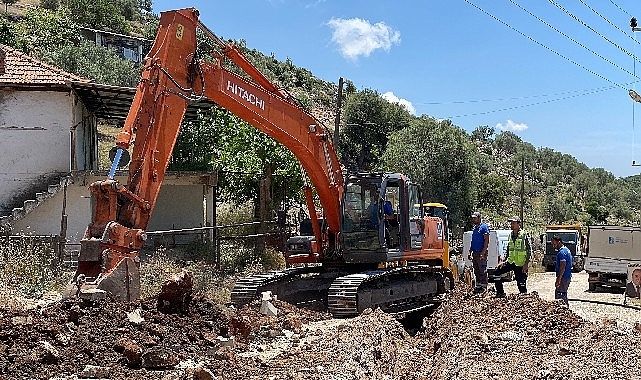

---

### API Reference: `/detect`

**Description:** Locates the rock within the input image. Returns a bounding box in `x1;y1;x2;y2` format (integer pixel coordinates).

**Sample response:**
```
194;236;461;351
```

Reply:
260;300;278;316
79;364;111;378
157;269;193;314
216;335;235;348
190;364;216;380
37;341;60;364
78;288;106;302
11;315;32;325
142;347;179;369
126;308;144;324
114;338;143;366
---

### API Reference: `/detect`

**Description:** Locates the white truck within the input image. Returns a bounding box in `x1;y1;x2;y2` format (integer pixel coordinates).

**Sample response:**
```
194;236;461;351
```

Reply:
462;229;512;282
584;225;641;291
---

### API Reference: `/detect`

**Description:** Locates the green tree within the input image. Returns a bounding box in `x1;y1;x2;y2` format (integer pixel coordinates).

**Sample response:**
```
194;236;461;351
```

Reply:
170;107;304;213
60;0;129;33
476;173;510;213
0;14;15;45
40;0;60;10
493;131;522;158
585;200;608;224
339;89;411;172
381;116;476;227
542;188;578;224
470;125;495;143
41;41;140;86
14;8;79;56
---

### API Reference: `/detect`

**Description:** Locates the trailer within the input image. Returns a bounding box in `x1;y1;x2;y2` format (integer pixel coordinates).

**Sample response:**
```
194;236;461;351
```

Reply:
584;225;641;291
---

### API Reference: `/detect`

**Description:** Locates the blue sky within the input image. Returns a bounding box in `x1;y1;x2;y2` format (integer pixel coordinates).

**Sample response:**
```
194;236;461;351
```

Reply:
153;1;641;178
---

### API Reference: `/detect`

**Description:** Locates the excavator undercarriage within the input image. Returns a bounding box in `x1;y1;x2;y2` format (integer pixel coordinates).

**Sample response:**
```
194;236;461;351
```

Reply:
231;264;453;317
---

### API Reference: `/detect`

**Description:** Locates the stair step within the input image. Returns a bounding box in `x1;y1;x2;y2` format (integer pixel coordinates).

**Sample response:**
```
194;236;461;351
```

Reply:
11;208;25;220
23;199;37;213
35;192;46;202
4;175;72;232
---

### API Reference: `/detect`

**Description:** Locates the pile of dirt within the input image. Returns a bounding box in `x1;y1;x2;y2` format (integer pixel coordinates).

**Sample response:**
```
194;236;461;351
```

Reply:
0;286;639;379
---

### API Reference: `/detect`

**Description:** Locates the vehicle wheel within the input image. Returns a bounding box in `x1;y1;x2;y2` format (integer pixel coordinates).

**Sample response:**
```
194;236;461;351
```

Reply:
588;282;596;291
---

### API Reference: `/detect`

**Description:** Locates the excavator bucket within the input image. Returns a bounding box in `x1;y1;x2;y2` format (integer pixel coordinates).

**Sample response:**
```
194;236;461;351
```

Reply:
65;236;141;302
94;257;141;302
66;258;141;302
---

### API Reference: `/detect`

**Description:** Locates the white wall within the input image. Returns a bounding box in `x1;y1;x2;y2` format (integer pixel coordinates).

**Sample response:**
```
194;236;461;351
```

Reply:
0;90;71;212
11;173;214;244
0;88;96;214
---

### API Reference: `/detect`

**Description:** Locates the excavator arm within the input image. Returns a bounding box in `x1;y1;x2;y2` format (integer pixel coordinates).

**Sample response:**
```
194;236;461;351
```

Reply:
72;8;343;301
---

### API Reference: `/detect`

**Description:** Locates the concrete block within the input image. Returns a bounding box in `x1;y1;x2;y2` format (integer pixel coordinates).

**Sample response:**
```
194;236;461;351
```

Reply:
260;300;278;316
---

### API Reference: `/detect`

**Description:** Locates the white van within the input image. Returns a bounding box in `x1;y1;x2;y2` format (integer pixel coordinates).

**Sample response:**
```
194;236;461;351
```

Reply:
462;229;512;281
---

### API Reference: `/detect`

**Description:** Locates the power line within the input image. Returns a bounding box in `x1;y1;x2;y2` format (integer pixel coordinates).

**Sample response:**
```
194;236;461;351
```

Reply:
420;85;618;105
445;86;616;118
577;0;638;44
508;0;637;79
549;0;641;64
609;0;633;18
461;0;629;90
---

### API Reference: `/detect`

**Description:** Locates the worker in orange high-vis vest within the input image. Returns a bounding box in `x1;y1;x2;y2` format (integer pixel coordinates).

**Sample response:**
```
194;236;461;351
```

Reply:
492;216;532;298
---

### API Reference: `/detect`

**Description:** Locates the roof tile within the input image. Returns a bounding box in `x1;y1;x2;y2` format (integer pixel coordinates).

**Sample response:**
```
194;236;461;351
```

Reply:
0;44;90;85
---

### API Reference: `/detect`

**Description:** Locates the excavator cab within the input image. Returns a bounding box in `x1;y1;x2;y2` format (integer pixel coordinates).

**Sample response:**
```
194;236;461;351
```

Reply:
340;173;423;264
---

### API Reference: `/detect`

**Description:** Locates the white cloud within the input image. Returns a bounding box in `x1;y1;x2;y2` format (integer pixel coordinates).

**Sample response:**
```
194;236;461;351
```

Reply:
382;91;416;115
327;18;401;61
305;0;326;8
495;120;528;132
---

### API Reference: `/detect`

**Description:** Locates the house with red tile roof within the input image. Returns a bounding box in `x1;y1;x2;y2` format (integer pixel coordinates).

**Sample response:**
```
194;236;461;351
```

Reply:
0;44;97;214
0;44;216;249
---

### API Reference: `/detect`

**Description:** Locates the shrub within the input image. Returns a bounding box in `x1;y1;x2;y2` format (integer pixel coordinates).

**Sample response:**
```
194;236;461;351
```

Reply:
0;236;70;308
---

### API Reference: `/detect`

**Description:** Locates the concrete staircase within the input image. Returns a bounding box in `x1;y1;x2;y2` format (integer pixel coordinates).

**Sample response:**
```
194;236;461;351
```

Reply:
0;175;72;232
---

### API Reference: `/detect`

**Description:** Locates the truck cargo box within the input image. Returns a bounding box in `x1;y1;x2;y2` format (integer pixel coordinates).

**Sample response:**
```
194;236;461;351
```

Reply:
585;225;641;290
463;230;512;281
586;225;641;261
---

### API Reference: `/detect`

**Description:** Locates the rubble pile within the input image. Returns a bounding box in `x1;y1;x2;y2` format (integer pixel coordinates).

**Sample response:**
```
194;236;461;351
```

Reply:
0;286;639;379
420;288;640;379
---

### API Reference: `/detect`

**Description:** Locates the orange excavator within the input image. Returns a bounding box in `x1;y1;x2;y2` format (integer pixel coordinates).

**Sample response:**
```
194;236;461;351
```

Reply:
70;8;453;317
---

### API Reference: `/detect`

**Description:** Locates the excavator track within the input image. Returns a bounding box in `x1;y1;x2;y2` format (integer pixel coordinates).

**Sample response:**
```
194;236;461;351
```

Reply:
328;265;453;318
231;265;337;307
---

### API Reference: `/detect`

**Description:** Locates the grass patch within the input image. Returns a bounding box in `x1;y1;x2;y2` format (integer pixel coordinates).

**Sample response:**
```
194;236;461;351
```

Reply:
0;237;70;310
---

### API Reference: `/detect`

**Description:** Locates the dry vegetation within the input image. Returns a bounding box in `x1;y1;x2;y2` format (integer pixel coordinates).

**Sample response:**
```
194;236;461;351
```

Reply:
97;123;123;170
3;0;39;17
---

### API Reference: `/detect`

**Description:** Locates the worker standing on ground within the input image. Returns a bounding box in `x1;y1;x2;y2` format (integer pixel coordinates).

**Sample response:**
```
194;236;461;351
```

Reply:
493;216;532;297
552;234;572;306
469;211;489;293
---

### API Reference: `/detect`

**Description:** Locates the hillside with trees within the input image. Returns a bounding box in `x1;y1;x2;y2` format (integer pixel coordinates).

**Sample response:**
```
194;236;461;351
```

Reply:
2;0;640;238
